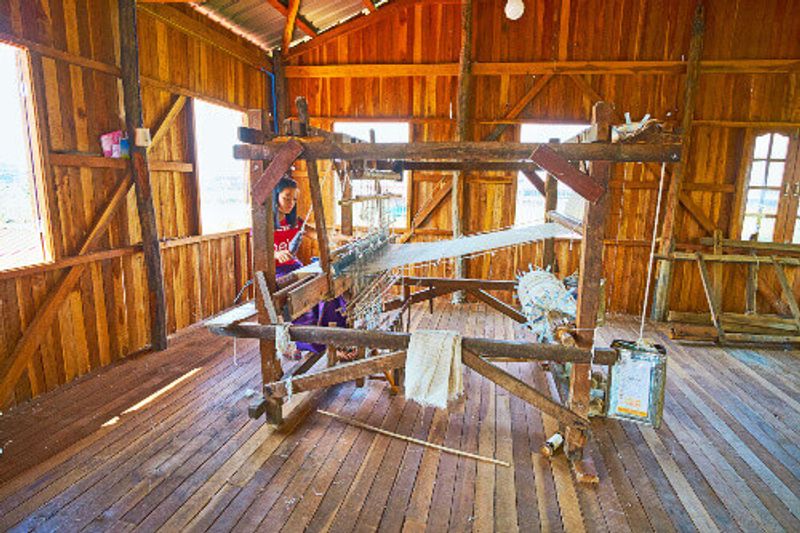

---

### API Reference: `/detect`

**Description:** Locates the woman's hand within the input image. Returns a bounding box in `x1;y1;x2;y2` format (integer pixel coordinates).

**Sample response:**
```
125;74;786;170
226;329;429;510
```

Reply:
275;250;294;263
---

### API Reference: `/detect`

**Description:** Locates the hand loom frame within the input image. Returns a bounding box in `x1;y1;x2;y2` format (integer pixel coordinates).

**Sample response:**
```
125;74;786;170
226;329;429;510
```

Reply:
207;99;681;482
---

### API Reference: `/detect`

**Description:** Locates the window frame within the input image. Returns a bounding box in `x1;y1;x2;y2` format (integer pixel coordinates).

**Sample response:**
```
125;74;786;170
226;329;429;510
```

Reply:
191;97;250;236
0;42;53;271
732;130;800;244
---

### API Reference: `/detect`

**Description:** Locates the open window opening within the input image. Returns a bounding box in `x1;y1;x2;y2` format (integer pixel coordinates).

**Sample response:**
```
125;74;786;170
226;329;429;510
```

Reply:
0;43;50;271
515;123;590;227
193;99;249;235
332;121;409;229
740;132;798;243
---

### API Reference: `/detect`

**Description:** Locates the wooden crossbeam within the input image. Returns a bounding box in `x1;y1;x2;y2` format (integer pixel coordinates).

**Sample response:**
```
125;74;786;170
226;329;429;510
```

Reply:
400;277;517;291
235;141;682;163
398;177;452;243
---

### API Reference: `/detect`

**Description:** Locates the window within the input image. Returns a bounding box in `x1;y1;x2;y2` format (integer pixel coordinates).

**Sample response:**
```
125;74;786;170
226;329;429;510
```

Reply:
193;100;249;234
332;121;409;229
515;123;590;227
740;132;800;243
0;43;49;270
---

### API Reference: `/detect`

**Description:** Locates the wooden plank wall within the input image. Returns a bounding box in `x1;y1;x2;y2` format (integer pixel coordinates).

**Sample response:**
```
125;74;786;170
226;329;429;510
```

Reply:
286;0;800;315
0;1;266;408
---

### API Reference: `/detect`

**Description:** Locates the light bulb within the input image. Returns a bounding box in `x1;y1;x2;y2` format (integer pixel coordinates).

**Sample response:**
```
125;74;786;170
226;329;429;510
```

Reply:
504;0;524;20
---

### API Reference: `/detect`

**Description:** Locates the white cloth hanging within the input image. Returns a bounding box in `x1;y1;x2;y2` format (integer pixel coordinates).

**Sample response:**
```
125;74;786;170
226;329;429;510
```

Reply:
404;329;463;409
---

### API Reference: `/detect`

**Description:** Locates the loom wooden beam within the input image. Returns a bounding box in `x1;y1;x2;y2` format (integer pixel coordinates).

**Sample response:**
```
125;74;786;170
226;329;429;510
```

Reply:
248;109;283;424
251;139;304;205
529;145;605;202
266;0;318;39
398;177;452;243
566;101;613;461
265;351;406;398
286;274;353;320
652;3;705;321
462;350;589;429
522;170;546;196
485;74;554;142
467;289;527;323
234;141;682;163
384;161;549;172
120;0;168;352
543;172;558;271
272;50;287;133
546;210;584;234
209;323;619;365
400;277;517;291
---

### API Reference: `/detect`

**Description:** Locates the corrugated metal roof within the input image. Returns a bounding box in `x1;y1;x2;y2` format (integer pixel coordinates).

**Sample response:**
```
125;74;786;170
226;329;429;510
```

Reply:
194;0;372;52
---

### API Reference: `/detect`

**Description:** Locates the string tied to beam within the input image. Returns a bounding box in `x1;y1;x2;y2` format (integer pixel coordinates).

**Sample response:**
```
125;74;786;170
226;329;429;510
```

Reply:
638;162;668;345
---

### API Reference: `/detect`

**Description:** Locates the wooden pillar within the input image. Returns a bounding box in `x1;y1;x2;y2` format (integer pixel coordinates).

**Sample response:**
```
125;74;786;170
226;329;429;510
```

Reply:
272;50;287;134
566;102;613;460
453;0;474;299
652;3;705;320
118;0;168;351
543;138;559;272
248;109;283;424
341;164;354;236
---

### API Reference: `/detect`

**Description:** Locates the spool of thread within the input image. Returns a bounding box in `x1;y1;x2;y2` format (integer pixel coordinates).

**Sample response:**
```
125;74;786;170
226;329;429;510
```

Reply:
540;432;564;457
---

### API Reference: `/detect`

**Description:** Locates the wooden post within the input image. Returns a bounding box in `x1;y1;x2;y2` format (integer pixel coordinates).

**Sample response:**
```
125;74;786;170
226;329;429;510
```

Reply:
652;3;704;320
272;50;287;134
118;0;168;351
566;102;613;462
296;97;332;278
248;109;283;424
340;162;354;236
452;0;474;303
542;138;559;272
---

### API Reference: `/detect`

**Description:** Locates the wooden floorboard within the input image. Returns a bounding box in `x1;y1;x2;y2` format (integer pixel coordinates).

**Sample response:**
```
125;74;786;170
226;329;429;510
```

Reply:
1;304;799;531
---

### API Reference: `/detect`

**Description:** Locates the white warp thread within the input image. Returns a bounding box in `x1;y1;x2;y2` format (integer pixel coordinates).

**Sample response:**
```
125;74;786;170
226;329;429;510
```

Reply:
290;223;579;276
275;323;296;358
404;330;463;409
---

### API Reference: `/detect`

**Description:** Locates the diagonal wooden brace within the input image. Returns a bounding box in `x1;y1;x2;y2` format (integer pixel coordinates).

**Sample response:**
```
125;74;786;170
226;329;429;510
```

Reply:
251;139;304;206
462;349;589;431
529;145;605;202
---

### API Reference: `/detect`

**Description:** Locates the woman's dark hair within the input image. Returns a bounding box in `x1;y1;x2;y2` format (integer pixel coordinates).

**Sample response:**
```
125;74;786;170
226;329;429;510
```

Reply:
273;175;298;227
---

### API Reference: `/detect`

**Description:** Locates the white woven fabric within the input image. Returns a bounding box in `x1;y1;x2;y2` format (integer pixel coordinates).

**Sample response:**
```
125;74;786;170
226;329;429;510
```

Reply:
404;329;463;409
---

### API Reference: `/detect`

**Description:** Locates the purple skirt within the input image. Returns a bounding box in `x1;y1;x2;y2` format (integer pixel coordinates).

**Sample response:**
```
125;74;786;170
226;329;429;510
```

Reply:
277;260;347;354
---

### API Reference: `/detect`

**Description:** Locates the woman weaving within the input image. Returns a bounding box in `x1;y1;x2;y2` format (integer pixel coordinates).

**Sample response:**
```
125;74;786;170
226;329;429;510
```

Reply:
273;176;350;359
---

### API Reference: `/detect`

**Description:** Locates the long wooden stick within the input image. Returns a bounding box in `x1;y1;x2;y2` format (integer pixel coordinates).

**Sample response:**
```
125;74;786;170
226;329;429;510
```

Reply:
317;410;511;468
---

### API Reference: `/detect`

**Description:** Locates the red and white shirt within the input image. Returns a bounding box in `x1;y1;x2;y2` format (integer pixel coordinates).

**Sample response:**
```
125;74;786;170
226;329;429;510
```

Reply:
274;217;302;265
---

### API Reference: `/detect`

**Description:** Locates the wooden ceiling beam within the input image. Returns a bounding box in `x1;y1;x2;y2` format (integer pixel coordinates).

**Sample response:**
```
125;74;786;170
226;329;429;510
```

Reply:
284;58;800;78
265;0;318;39
283;0;301;50
361;0;377;12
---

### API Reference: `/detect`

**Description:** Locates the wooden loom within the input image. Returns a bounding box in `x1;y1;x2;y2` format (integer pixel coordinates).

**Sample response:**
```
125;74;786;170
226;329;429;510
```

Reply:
206;99;681;482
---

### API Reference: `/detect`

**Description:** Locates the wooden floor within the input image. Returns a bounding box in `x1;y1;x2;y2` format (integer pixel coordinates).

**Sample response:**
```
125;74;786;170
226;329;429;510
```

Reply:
1;302;799;532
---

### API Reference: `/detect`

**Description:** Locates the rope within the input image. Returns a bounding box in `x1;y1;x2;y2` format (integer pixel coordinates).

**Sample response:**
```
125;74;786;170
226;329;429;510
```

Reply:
638;162;667;344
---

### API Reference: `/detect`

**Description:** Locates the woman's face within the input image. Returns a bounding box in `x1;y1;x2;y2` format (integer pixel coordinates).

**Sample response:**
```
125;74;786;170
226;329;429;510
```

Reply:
277;187;298;216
